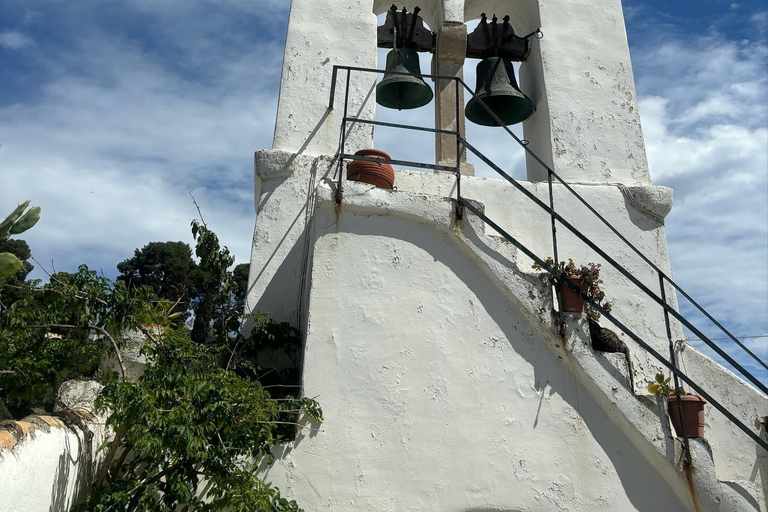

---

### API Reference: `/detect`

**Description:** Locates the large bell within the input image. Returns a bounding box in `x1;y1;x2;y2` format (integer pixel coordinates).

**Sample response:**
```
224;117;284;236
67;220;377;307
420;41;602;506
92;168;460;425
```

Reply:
376;48;434;110
465;57;534;126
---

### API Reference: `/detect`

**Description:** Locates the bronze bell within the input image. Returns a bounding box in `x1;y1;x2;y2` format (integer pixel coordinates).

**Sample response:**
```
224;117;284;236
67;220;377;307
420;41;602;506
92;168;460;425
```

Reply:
376;48;434;110
465;57;534;126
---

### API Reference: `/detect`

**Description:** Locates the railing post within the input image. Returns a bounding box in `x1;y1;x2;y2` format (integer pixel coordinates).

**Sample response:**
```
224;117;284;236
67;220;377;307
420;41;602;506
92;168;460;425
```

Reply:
660;272;693;468
329;66;338;110
547;169;559;270
455;78;463;219
335;69;352;204
547;169;562;311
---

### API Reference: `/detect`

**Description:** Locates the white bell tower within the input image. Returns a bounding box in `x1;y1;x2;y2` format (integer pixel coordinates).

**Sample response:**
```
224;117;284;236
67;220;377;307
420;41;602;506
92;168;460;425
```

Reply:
247;0;664;324
246;3;767;511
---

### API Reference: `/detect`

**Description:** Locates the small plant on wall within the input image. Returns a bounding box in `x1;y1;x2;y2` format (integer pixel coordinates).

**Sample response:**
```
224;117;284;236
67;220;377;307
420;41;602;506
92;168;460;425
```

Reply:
532;257;614;317
649;372;707;438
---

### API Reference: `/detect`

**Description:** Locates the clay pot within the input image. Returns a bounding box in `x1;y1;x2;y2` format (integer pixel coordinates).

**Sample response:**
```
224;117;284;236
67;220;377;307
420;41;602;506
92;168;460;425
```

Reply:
347;149;395;189
667;395;707;438
558;275;588;313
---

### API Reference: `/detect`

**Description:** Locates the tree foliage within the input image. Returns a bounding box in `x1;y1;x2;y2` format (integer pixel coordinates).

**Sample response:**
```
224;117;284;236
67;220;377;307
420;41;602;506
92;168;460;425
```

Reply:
116;240;251;345
0;238;34;309
233;262;249;309
117;241;204;326
79;220;319;511
0;201;40;287
84;328;319;511
0;267;155;414
0;205;319;511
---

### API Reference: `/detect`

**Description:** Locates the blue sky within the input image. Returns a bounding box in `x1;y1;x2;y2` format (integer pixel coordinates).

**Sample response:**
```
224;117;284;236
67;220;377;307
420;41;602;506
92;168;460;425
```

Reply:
1;1;766;381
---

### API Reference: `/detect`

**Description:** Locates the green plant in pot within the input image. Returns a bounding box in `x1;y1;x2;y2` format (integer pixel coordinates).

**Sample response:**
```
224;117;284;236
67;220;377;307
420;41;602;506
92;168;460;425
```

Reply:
649;372;707;438
532;258;614;316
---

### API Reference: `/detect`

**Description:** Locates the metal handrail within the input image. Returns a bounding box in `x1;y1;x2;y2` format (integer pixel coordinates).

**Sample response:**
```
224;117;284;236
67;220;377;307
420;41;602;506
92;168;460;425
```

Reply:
328;64;767;377
459;136;768;395
451;77;767;374
459;197;768;452
328;64;768;454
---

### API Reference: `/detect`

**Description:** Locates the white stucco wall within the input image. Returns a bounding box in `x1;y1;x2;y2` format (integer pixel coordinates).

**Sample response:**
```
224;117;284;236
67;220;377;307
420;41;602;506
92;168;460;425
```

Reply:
272;0;377;156
0;409;107;512
525;0;651;184
678;345;768;509
249;1;766;509
259;190;692;511
393;169;679;384
248;153;678;386
248;168;766;510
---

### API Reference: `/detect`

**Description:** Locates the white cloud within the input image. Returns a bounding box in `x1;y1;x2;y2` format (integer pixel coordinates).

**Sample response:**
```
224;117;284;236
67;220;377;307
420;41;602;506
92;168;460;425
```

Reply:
634;33;768;379
0;10;285;276
0;31;34;49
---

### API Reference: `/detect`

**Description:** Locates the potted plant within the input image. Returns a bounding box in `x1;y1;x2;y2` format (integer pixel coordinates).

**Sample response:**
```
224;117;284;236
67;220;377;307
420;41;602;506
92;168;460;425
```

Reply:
532;258;613;315
648;373;707;438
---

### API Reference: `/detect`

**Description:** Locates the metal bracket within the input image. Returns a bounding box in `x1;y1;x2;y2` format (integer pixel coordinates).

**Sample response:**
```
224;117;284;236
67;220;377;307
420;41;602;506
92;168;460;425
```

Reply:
377;5;436;53
466;13;531;61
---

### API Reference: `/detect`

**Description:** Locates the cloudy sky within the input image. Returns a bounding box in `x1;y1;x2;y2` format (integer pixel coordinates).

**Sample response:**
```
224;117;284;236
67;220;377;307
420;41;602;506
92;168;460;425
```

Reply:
0;1;766;380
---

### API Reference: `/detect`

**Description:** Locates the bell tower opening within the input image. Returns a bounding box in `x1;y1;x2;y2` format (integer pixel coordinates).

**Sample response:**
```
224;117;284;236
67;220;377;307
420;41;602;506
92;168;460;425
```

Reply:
366;1;544;181
372;7;437;170
462;16;532;181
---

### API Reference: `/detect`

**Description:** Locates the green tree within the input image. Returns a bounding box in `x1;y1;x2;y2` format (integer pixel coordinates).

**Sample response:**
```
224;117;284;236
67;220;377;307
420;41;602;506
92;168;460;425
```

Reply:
78;220;319;511
0;201;41;418
0;200;40;292
233;262;250;309
85;326;319;511
0;208;319;510
117;241;205;321
116;243;250;344
0;238;34;309
0;267;154;414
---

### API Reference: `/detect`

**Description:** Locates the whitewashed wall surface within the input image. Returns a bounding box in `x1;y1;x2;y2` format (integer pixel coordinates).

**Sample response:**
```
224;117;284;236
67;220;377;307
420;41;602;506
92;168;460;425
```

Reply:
0;381;108;512
246;0;767;509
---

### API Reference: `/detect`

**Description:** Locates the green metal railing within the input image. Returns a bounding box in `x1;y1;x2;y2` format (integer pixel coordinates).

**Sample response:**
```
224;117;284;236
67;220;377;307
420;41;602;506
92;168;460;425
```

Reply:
328;65;768;460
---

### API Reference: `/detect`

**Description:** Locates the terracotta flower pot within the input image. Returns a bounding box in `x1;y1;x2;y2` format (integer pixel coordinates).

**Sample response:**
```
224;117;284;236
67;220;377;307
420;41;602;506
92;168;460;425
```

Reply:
667;395;707;438
347;149;395;189
558;275;588;313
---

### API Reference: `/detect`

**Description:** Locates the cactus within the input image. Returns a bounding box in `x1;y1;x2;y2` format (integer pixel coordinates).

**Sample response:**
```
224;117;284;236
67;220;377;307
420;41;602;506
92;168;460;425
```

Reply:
0;201;30;240
10;206;41;235
0;252;24;284
0;201;40;286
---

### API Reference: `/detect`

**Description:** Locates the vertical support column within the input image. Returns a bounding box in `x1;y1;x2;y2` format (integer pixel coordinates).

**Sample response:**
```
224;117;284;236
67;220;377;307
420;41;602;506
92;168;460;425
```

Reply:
433;23;474;176
247;1;378;325
521;0;651;185
272;0;377;156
